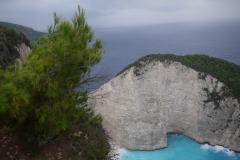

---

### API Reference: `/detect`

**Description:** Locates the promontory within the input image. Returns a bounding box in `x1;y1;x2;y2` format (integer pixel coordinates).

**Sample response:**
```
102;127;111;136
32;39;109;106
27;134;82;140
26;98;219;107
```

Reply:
89;54;240;152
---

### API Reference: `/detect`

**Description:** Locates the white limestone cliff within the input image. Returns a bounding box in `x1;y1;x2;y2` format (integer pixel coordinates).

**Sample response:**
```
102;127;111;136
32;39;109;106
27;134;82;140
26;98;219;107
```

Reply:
15;43;31;67
89;61;240;151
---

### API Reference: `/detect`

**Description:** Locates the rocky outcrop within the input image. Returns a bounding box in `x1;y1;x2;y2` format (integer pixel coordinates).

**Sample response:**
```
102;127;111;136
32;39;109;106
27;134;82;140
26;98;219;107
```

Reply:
89;61;240;151
0;25;31;69
15;43;31;67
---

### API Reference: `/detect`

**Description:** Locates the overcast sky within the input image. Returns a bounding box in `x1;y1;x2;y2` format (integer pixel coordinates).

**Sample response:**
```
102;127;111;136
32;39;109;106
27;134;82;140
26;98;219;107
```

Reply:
1;0;240;31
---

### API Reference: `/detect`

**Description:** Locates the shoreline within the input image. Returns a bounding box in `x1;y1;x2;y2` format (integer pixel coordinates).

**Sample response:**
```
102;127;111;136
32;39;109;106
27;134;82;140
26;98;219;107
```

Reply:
108;133;240;160
108;139;122;159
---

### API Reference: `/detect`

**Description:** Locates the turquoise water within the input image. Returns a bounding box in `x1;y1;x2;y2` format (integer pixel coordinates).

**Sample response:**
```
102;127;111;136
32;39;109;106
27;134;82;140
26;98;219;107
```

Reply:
118;134;240;160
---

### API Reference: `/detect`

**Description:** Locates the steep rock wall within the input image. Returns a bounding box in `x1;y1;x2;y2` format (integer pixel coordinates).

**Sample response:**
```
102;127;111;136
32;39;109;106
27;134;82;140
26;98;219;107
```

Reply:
15;43;31;67
89;61;240;151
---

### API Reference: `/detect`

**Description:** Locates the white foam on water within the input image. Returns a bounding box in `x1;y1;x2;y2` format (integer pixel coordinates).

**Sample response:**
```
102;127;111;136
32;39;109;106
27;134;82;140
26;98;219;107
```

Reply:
201;144;236;157
116;148;128;159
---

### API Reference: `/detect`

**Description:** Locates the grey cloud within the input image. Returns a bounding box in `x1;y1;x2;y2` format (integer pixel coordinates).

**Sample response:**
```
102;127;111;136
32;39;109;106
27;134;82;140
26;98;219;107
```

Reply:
0;0;240;31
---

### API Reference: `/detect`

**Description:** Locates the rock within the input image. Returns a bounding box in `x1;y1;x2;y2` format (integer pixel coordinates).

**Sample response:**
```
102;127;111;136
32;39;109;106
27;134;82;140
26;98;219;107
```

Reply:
16;43;31;67
89;61;240;151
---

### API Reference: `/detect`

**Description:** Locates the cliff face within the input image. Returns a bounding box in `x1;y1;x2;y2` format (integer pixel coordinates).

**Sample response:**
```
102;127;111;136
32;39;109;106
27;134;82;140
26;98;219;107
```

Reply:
89;61;240;151
15;43;31;67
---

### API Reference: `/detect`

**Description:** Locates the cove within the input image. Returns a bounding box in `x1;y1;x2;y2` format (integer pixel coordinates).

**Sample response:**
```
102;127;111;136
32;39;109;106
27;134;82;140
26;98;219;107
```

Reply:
118;134;240;160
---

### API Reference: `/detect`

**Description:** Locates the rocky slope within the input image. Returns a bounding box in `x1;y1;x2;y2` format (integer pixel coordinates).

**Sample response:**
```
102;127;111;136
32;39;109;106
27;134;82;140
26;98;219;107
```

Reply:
0;25;31;69
89;60;240;151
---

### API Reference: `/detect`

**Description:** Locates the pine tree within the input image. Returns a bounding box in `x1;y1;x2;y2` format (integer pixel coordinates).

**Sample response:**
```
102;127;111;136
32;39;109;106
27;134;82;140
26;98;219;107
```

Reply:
0;6;105;135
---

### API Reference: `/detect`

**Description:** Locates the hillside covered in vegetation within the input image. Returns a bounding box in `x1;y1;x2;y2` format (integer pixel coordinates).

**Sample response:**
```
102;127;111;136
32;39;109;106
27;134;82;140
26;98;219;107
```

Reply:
0;21;46;42
117;54;240;101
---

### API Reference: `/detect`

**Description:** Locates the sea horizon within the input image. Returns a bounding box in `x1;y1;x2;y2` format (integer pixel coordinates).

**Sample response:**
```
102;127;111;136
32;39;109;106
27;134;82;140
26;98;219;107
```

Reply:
89;19;240;90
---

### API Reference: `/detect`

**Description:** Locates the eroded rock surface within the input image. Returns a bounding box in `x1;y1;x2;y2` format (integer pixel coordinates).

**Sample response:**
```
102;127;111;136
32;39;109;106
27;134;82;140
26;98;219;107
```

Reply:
15;43;31;67
89;61;240;151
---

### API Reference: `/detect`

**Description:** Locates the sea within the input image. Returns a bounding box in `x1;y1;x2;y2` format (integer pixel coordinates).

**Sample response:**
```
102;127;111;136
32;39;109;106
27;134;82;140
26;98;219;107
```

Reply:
91;20;240;160
92;19;240;82
118;134;240;160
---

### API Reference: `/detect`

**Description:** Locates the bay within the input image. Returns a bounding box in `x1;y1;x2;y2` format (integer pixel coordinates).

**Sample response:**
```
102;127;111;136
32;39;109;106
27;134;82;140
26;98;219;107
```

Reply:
118;134;240;160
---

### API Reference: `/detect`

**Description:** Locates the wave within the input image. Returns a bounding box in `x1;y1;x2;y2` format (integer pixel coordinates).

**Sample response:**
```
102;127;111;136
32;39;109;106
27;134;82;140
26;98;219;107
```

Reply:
116;148;127;159
201;144;236;157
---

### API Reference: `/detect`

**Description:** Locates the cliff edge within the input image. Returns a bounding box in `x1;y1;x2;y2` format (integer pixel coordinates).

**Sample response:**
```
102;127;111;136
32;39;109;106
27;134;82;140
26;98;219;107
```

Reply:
89;55;240;151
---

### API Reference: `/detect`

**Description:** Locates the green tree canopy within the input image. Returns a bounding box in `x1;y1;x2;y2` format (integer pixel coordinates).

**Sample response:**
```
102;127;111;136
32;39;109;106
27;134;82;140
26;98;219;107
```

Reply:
0;6;105;135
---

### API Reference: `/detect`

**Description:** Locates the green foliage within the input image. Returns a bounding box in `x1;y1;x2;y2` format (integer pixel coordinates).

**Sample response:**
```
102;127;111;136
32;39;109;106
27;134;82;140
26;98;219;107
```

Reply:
0;6;112;160
203;87;223;110
0;6;104;136
198;72;208;80
0;67;32;129
203;82;234;110
117;54;240;101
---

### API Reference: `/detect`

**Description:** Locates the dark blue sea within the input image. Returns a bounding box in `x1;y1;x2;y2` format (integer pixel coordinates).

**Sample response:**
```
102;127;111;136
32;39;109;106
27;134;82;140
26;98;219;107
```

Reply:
93;20;240;82
91;20;240;160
